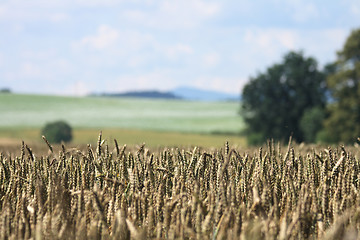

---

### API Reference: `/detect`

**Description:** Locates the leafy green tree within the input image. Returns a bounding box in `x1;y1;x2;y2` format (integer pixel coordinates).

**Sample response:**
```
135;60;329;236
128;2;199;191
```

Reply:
41;120;73;144
323;28;360;143
300;106;325;143
242;51;326;144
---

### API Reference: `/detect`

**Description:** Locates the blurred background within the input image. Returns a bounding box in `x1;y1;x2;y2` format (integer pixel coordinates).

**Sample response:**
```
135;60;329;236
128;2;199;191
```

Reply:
0;0;359;147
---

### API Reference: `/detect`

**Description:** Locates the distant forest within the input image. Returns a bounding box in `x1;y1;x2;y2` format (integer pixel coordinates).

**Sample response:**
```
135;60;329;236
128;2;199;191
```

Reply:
94;90;181;99
0;88;11;93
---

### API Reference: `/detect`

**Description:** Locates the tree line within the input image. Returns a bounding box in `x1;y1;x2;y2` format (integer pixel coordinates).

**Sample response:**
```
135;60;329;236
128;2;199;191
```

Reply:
241;28;360;144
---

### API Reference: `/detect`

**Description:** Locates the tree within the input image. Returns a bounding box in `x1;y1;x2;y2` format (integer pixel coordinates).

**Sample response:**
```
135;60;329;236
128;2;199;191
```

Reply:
300;106;325;143
0;88;11;93
323;28;360;143
41;120;73;144
242;51;327;144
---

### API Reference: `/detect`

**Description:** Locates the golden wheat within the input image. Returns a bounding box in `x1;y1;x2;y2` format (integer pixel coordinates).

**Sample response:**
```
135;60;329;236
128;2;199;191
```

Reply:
0;136;359;239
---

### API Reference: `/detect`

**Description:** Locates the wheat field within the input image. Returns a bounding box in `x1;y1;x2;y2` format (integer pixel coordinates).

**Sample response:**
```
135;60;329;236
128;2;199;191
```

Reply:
0;134;359;239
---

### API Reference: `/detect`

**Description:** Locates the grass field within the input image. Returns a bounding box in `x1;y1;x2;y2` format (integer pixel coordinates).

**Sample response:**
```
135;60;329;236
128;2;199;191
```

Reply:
0;93;245;147
0;93;243;133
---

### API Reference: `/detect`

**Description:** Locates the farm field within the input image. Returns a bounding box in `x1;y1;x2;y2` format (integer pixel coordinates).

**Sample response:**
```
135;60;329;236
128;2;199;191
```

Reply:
0;93;245;147
0;93;359;239
0;127;246;149
6;93;360;239
0;94;243;133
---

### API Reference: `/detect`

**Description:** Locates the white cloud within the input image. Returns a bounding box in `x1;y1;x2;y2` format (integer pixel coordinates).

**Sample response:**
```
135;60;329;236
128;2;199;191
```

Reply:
238;27;349;79
73;0;119;7
1;0;120;10
119;31;155;51
163;43;193;60
54;58;73;73
73;28;156;57
350;4;360;16
0;5;6;17
160;0;219;18
127;55;149;68
21;49;57;60
122;9;146;22
193;76;243;94
292;2;319;23
73;28;195;67
121;0;220;29
203;53;220;67
112;71;175;92
244;28;297;56
76;25;119;50
243;28;348;60
12;56;73;84
0;3;52;22
299;28;348;64
70;81;90;96
49;13;70;22
22;62;42;77
274;0;319;23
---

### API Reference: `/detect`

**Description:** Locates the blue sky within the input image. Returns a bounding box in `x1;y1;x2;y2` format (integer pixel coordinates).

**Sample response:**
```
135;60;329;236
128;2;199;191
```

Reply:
1;0;359;96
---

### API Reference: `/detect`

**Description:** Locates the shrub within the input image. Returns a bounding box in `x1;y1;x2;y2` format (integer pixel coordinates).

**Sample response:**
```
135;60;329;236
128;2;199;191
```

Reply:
0;88;11;93
41;120;73;143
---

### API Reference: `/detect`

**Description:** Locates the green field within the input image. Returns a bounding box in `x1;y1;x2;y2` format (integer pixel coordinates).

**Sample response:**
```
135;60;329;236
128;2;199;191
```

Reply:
0;94;245;147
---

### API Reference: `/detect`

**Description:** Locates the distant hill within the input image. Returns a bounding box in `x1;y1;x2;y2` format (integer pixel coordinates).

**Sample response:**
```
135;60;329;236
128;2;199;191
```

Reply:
172;86;240;101
94;90;181;99
92;86;240;101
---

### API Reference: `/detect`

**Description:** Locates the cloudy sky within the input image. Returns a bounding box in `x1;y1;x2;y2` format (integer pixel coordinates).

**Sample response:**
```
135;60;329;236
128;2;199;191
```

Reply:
1;0;359;96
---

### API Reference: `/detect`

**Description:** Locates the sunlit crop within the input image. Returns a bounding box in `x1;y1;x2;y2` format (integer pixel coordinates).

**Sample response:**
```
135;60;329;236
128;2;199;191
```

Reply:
0;134;359;239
